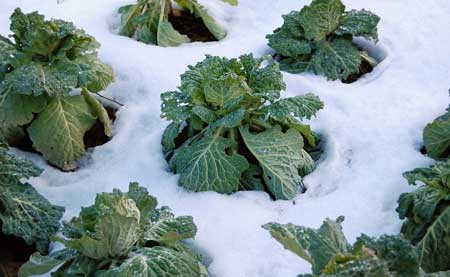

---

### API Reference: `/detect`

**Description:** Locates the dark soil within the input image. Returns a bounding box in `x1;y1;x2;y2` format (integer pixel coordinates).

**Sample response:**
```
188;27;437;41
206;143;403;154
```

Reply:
84;106;117;149
0;224;36;277
169;10;217;43
342;59;374;84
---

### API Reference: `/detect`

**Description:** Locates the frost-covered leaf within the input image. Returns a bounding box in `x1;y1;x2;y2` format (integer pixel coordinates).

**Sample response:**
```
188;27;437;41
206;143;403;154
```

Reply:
0;147;64;254
1;62;80;97
423;109;450;160
335;10;380;41
267;30;312;57
28;95;97;171
267;93;324;123
172;133;249;193
239;126;306;200
161;90;191;123
98;247;206;277
279;55;315;74
299;0;345;41
313;38;361;80
77;55;115;93
263;216;349;274
144;207;197;244
18;249;77;277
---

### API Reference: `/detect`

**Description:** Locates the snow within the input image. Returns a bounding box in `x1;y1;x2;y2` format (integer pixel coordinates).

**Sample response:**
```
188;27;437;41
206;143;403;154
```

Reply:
1;0;450;276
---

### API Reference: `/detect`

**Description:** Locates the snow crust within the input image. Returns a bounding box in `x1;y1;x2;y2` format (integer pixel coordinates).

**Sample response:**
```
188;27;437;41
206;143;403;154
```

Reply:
1;0;450;275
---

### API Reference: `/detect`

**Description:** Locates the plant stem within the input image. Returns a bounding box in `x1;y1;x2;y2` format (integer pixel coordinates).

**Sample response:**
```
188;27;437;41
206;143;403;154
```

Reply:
360;51;378;67
228;128;239;154
94;92;124;107
251;118;272;130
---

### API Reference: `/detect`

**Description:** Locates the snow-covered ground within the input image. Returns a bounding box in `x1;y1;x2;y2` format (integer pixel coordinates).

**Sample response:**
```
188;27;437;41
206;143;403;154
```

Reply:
1;0;450;276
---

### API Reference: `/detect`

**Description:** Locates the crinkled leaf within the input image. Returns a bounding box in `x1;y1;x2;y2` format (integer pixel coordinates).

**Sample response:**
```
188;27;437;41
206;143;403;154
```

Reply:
263;216;349;274
267;93;324;123
1;61;80;97
144;207;197;244
77;55;115;93
158;19;191;47
203;72;251;109
313;38;361;80
299;0;345;41
64;192;141;259
0;147;64;254
418;207;450;272
161;90;191;123
279;55;315;74
423;109;450;160
28;95;97;171
127;182;158;222
335;10;380;41
239;125;306;200
172;133;249;193
267;30;311;57
98;247;207;277
210;108;245;129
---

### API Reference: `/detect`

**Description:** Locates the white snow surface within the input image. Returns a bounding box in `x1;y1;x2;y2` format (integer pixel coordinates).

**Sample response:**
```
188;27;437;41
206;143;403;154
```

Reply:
1;0;450;276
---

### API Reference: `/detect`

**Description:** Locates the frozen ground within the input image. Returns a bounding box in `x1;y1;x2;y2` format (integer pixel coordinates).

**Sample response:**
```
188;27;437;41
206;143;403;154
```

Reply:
1;0;450;276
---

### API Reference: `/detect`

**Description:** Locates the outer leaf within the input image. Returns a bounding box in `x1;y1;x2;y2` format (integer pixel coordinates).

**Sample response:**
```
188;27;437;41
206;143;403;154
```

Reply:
191;1;227;40
82;90;113;137
98;247;207;277
172;132;249;193
312;38;361;80
18;249;77;277
263;217;350;274
162;122;182;153
335;10;380;41
77;55;115;93
158;19;191;47
220;0;237;6
240;164;265;191
0;147;64;254
144;207;197;244
1;62;80;97
161;91;191;123
279;55;315;74
239;126;306;200
0;93;47;131
267;93;324;123
267;30;311;57
423;110;450;160
299;0;345;41
28;95;97;171
418;207;450;272
118;4;145;37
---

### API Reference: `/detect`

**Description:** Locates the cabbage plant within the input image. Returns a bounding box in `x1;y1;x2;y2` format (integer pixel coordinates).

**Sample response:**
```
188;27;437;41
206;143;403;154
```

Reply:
264;217;450;276
267;0;380;81
0;9;115;171
0;142;64;254
161;54;323;200
19;183;208;277
118;0;237;46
